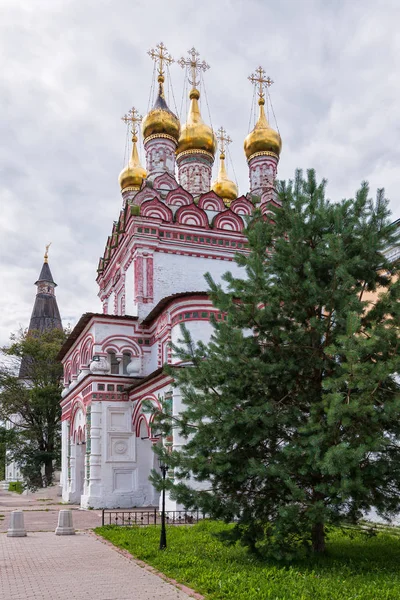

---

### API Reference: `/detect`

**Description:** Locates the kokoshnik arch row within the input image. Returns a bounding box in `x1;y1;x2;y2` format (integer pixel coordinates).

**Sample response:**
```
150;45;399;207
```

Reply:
58;43;283;509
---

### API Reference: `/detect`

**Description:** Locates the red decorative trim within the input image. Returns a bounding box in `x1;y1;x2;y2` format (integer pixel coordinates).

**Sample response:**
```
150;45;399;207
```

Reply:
70;399;85;432
132;188;161;207
141;197;173;222
153;172;179;191
175;204;209;229
212;209;244;232
230;195;254;216
198;191;225;211
261;198;281;214
146;254;154;300
165;186;193;207
134;255;144;302
135;414;150;437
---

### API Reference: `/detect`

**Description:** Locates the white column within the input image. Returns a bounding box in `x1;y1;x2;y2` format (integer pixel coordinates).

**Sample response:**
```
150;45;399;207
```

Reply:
87;401;102;500
60;420;69;495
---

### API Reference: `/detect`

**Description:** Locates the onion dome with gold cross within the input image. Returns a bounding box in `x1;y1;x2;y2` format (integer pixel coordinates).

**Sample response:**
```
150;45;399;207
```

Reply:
119;108;147;191
176;48;217;158
211;127;238;206
141;43;180;144
244;67;282;161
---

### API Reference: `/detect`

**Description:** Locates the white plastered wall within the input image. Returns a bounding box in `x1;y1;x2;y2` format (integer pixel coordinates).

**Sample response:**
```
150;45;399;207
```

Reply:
138;252;244;319
80;401;158;509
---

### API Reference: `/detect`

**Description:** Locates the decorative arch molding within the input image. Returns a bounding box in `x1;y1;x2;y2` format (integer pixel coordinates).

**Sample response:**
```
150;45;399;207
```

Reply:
70;399;86;442
165;186;194;207
74;425;86;445
260;198;281;214
131;188;161;207
198;191;226;212
230;195;254;216
132;395;162;435
212;209;244;232
81;335;95;367
135;414;150;438
153;172;179;191
175;204;209;229
71;351;81;376
101;335;142;357
64;362;72;384
141;197;173;222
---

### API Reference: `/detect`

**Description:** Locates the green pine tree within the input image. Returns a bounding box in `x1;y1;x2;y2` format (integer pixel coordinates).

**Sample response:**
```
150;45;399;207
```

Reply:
152;169;400;558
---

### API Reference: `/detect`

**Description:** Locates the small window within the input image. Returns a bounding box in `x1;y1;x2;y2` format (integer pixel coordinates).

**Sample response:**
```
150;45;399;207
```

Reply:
98;384;105;391
108;352;119;375
117;385;124;392
107;384;115;392
122;352;131;375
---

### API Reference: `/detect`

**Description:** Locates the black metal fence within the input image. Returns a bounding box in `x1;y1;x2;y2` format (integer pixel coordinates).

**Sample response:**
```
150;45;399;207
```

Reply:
101;509;206;527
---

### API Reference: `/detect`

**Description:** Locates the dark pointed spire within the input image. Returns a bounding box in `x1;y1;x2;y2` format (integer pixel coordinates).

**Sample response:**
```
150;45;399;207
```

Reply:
28;260;62;334
35;262;56;286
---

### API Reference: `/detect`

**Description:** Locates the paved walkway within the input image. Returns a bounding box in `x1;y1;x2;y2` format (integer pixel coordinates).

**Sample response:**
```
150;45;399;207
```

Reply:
0;488;195;599
0;487;101;532
0;532;191;599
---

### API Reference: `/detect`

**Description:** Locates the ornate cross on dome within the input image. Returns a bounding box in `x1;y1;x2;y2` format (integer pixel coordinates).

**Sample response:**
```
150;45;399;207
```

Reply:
248;66;274;100
216;127;232;155
121;107;143;138
148;42;174;79
178;47;209;88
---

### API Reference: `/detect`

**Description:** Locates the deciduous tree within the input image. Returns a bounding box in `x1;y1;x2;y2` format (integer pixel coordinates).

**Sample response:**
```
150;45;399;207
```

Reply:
0;328;66;488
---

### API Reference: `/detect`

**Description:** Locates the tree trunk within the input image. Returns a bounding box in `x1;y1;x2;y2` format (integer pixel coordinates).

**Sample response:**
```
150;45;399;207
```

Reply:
44;458;53;487
311;522;325;553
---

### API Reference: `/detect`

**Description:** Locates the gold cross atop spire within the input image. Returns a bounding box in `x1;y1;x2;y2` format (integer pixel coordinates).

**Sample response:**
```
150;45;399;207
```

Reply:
216;127;232;155
148;42;174;80
248;66;274;101
178;47;209;89
121;107;143;139
44;242;51;263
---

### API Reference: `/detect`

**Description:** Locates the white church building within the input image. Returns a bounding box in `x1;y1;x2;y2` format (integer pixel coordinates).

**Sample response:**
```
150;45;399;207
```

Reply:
58;44;282;509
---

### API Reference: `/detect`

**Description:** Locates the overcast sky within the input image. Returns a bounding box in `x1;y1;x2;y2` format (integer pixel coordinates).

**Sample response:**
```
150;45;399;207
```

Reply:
1;0;399;347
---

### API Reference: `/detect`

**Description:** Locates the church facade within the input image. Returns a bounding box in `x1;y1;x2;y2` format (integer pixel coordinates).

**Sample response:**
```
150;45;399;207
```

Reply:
58;45;282;509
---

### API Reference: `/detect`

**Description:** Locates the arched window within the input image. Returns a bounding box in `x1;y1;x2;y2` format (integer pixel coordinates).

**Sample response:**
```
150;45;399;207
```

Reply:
122;352;132;375
108;351;119;375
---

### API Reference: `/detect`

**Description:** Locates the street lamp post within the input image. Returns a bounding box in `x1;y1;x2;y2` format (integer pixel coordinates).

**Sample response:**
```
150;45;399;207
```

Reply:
159;460;168;550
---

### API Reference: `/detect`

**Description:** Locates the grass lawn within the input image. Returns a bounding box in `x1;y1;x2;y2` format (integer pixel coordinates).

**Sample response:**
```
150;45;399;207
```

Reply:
95;520;400;600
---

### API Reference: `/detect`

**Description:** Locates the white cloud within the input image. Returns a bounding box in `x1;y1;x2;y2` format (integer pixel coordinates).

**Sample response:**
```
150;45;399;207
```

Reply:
1;0;399;345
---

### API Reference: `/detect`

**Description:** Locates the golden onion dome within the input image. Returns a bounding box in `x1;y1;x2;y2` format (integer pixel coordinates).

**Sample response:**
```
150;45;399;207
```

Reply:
244;98;282;161
142;76;180;143
177;88;217;157
211;152;238;206
118;136;147;191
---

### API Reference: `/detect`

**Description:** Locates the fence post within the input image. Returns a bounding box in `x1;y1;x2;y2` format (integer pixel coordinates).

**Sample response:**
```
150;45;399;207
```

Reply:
154;507;157;525
101;509;104;527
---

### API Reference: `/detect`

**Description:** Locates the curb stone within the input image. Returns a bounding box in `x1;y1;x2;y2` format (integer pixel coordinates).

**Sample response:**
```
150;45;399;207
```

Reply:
89;530;204;600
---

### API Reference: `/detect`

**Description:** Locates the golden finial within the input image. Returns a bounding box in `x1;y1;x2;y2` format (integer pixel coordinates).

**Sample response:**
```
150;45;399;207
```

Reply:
121;107;143;141
216;127;232;156
212;126;237;205
178;47;210;89
248;66;274;103
148;42;174;96
119;107;146;191
44;242;52;263
244;68;281;160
